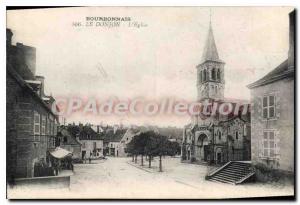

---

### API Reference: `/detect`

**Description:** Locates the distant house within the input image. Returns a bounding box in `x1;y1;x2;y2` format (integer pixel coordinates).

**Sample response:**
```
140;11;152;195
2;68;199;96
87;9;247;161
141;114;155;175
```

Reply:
68;124;104;159
247;10;295;173
102;126;127;157
6;29;59;182
107;130;127;157
57;126;81;160
117;128;141;157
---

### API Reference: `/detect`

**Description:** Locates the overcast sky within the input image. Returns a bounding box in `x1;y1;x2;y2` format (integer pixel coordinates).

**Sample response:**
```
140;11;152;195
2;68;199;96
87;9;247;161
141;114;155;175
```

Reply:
7;7;293;127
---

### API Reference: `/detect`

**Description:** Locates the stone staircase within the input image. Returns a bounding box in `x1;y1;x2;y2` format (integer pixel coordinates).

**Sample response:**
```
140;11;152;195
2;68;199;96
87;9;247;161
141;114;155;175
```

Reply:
206;161;255;185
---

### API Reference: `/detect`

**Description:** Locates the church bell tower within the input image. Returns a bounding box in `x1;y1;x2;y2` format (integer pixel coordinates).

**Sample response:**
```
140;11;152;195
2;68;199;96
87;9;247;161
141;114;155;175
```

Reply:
197;21;225;101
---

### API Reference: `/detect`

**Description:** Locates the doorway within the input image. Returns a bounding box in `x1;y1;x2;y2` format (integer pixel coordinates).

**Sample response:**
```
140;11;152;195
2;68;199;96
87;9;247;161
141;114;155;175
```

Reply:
217;152;222;164
82;151;86;159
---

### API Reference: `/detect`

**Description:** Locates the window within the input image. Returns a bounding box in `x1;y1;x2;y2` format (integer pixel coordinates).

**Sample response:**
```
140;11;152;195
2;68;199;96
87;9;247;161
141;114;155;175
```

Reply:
217;69;220;80
46;117;50;135
41;115;46;135
218;131;221;140
235;131;238;140
212;68;216;80
262;95;276;119
93;142;97;149
63;137;67;143
49;120;53;135
263;130;275;158
82;142;86;149
203;70;207;81
33;111;40;135
54;123;57;135
200;71;202;83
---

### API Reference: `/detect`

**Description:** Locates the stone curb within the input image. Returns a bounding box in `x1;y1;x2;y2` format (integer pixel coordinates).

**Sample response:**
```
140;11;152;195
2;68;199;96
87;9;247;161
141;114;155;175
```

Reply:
126;161;158;173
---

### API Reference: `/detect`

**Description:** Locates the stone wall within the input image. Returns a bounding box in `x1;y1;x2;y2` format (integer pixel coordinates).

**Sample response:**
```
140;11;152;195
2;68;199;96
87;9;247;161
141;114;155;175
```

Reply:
250;77;294;172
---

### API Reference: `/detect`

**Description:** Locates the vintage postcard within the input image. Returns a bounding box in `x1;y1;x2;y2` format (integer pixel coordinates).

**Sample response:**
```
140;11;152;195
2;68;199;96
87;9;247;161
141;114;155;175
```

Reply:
6;7;295;199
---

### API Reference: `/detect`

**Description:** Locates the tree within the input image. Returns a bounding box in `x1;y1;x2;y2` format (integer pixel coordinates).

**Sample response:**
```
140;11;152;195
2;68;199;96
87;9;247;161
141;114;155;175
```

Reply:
126;130;175;172
150;134;169;172
143;131;158;168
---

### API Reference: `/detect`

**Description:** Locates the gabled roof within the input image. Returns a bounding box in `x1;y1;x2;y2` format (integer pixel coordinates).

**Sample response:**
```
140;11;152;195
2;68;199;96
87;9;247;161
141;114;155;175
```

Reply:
200;23;224;64
58;127;81;145
67;125;104;141
79;126;104;140
247;59;294;89
102;129;127;143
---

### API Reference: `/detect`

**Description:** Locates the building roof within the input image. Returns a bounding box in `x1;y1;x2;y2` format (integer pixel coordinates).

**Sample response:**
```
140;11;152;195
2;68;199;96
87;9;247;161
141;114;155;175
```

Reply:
58;127;81;145
67;125;104;141
50;147;72;159
7;63;58;120
200;23;224;64
247;59;294;89
103;129;127;143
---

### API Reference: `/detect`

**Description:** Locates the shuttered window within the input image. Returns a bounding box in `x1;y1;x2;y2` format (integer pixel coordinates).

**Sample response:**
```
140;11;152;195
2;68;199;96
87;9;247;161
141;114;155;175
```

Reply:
263;130;275;158
33;111;40;135
262;95;276;119
33;111;41;141
41;115;46;135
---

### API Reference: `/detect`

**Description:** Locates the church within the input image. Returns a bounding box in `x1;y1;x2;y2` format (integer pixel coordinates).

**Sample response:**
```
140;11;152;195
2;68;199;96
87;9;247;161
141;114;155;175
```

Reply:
181;21;251;165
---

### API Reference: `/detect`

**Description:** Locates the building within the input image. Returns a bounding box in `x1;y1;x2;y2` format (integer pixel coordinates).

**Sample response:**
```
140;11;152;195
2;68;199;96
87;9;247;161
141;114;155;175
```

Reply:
103;127;127;157
7;29;59;182
56;126;81;160
67;124;104;159
117;128;141;157
181;21;251;165
247;10;295;173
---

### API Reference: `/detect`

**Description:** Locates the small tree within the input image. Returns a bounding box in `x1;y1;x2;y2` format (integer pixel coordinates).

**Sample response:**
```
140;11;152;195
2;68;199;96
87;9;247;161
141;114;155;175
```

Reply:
127;137;139;163
144;131;158;168
151;134;169;172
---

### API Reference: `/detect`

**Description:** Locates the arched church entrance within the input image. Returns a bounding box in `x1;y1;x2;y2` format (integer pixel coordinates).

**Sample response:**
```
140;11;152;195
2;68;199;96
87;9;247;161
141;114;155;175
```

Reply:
196;133;209;162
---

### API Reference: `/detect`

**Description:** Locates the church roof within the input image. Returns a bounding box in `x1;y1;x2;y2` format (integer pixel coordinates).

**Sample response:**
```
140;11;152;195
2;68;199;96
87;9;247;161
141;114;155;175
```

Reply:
201;23;224;64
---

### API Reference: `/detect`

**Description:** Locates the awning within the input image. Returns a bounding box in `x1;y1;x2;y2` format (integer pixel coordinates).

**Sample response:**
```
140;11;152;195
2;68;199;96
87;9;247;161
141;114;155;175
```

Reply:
50;147;73;159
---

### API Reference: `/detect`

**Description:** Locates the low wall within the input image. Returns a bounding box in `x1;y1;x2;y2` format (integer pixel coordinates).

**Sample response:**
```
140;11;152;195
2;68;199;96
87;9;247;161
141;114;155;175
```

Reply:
14;175;70;189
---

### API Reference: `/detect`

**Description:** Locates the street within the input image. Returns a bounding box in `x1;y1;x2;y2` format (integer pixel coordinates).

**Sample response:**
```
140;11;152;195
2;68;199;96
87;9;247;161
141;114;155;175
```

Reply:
8;157;294;199
68;157;294;199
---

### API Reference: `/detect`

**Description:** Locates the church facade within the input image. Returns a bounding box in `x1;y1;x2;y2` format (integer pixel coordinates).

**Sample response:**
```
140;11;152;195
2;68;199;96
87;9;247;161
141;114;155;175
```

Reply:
181;22;251;165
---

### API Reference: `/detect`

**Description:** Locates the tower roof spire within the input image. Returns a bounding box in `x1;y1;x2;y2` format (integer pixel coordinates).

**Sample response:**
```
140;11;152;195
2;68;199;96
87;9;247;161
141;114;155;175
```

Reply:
201;13;223;64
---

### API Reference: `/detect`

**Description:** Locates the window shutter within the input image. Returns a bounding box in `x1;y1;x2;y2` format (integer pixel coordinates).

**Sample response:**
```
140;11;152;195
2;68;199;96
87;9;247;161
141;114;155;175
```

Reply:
257;97;262;121
275;130;280;159
258;133;264;158
276;94;280;119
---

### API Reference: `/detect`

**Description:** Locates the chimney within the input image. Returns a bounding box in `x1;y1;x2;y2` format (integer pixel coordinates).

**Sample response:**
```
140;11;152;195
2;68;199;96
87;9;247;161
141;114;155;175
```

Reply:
6;29;13;47
288;10;295;70
97;125;100;133
113;125;118;134
16;43;36;75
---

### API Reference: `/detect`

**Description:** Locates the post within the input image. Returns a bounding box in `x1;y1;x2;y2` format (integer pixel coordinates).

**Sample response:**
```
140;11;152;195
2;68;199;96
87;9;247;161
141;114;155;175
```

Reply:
135;155;137;163
141;155;144;166
132;155;134;162
159;155;162;172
